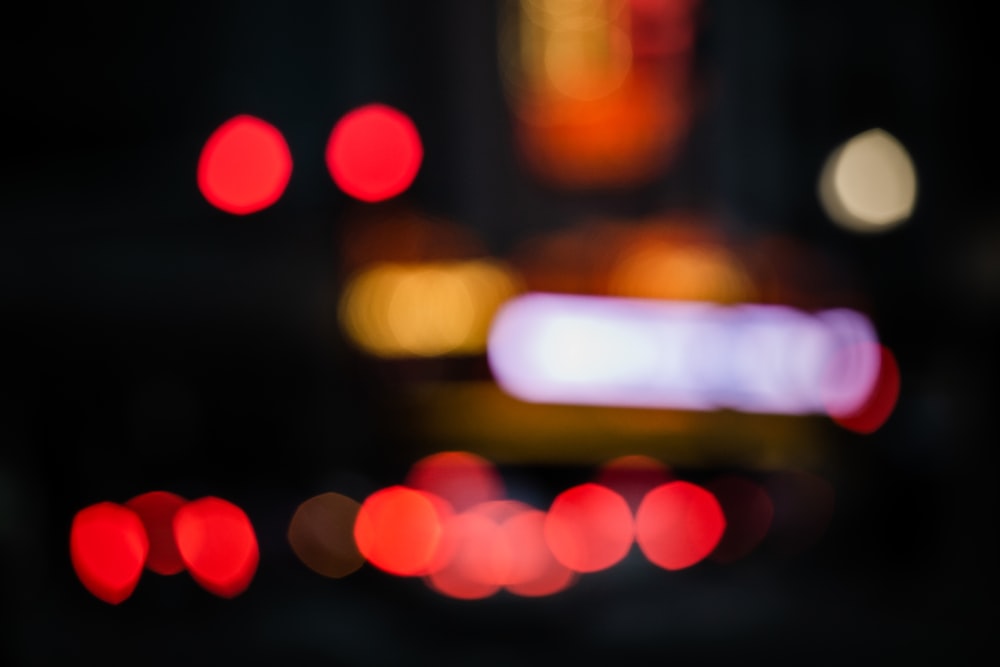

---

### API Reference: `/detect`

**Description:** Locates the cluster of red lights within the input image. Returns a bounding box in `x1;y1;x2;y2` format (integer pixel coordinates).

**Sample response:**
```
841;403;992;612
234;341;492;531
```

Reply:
351;453;732;600
72;454;813;604
197;103;423;214
70;492;258;604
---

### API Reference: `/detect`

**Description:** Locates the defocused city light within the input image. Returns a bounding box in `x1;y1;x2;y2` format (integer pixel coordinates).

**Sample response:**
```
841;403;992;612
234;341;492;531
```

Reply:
607;241;753;303
425;507;511;600
826;344;900;434
511;217;757;304
544;483;634;572
339;260;521;357
125;491;187;576
173;497;259;598
353;486;450;577
635;481;725;570
287;492;365;579
197;115;292;215
326;104;423;202
500;0;698;187
70;502;149;604
488;293;881;414
502;509;576;597
595;455;672;511
818;128;917;233
405;452;505;513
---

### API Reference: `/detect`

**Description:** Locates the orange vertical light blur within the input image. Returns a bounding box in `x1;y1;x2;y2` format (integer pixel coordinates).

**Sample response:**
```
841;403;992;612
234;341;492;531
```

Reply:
501;0;699;188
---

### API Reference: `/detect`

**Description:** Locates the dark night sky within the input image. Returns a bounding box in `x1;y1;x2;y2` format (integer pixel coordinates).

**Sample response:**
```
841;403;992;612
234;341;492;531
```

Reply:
1;1;997;664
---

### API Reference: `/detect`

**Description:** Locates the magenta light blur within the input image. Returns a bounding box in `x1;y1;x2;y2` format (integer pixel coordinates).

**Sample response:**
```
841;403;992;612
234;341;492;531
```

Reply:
487;293;880;415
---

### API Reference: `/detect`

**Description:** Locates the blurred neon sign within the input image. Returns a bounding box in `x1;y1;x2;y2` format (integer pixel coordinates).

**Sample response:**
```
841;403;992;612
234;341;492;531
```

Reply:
487;293;880;415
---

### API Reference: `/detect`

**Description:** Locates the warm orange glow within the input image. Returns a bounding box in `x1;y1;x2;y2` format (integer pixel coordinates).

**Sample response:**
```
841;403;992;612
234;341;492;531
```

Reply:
512;76;689;188
705;476;773;564
354;486;450;577
339;260;521;357
340;211;485;276
173;497;259;598
326;104;423;202
405;452;505;513
635;481;725;570
544;483;634;573
197;115;292;215
70;502;149;604
607;241;753;303
510;217;757;304
287;492;365;579
125;491;187;576
501;0;699;187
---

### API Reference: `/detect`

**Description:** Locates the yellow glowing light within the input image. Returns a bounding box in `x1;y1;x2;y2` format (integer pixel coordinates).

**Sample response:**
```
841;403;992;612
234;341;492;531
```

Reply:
340;260;522;358
543;24;632;101
818;128;918;233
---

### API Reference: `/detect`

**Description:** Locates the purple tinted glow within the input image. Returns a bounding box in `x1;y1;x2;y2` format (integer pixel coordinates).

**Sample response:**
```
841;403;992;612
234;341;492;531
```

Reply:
487;293;879;415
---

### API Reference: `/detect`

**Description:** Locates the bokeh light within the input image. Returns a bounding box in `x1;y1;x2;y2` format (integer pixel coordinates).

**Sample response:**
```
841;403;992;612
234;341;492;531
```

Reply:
426;500;576;599
405;452;505;513
488;293;880;414
173;497;259;598
425;509;509;600
607;238;753;304
595;455;672;512
503;509;576;597
287;492;365;579
326;104;423;202
828;344;900;434
353;486;450;577
340;260;521;357
544;483;633;573
70;502;149;604
705;476;774;564
339;211;485;275
818;128;917;233
125;491;187;576
500;0;698;187
197;115;292;215
635;481;725;570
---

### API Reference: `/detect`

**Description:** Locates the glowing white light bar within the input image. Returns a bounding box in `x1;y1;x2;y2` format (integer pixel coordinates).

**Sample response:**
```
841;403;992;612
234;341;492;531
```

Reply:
487;293;880;415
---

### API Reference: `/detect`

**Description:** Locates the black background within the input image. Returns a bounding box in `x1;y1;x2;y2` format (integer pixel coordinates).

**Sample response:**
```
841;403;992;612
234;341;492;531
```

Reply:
2;1;997;664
